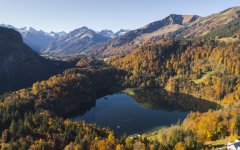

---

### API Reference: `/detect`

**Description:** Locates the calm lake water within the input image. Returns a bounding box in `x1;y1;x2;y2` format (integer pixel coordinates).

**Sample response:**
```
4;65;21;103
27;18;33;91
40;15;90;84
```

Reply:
72;89;219;136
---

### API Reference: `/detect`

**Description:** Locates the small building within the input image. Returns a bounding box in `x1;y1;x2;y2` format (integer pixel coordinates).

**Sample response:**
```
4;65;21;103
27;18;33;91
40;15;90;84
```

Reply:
129;134;141;139
227;139;240;150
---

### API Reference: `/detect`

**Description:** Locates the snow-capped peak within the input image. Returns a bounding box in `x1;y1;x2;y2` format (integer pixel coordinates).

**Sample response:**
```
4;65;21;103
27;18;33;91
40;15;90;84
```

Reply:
99;29;129;38
0;23;67;52
99;29;115;38
115;29;129;36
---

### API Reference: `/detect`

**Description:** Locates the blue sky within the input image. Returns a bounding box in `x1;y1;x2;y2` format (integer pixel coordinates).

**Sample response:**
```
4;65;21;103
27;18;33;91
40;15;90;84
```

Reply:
0;0;239;32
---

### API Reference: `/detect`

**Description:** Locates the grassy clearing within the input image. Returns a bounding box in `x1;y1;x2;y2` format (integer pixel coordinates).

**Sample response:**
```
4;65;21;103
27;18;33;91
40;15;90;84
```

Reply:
205;136;240;148
193;70;215;84
205;138;228;147
218;37;240;43
122;88;139;96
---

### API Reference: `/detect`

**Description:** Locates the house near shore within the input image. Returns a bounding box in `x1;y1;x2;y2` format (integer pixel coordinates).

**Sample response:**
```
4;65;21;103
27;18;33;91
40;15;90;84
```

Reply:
129;134;141;139
227;139;240;150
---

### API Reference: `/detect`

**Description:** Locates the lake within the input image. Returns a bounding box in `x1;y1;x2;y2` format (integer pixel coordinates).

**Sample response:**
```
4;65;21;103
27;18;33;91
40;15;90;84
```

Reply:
72;89;220;136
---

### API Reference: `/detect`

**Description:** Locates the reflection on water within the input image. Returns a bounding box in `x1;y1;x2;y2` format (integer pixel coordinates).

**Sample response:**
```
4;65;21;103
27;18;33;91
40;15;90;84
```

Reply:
72;88;220;136
132;89;220;112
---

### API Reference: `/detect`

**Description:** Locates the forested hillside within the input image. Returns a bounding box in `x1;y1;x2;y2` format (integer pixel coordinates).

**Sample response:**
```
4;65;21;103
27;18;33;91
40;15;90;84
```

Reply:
203;18;240;40
109;38;240;149
2;49;229;149
0;27;60;93
109;39;239;103
0;61;126;149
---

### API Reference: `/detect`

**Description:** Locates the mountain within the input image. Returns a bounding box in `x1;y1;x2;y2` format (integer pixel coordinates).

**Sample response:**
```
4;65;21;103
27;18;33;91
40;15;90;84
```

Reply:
99;29;129;38
115;29;129;36
99;29;115;38
19;27;66;52
42;27;111;58
174;6;240;38
203;18;240;42
4;6;238;60
84;7;240;58
0;24;66;52
84;15;200;58
0;27;59;93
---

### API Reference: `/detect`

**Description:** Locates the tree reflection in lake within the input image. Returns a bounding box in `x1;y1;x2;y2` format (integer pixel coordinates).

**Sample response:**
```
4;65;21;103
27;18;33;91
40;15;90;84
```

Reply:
130;88;221;112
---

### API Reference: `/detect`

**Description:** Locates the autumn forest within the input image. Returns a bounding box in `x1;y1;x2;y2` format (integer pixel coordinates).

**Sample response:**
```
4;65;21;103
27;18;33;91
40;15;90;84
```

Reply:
0;4;240;150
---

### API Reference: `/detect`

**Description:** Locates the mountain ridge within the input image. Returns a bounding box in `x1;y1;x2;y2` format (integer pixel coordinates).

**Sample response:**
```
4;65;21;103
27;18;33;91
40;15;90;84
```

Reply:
42;26;129;58
174;6;240;38
83;14;200;58
2;6;239;59
84;7;240;58
0;27;59;93
42;27;111;58
0;24;66;52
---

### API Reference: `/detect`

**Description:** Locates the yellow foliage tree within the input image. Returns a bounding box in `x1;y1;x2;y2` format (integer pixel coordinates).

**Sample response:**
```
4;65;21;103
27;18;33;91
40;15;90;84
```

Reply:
32;81;40;95
115;144;124;150
174;142;185;150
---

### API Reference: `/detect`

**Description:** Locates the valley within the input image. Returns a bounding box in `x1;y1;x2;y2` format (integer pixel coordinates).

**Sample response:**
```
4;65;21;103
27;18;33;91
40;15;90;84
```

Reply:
0;5;239;150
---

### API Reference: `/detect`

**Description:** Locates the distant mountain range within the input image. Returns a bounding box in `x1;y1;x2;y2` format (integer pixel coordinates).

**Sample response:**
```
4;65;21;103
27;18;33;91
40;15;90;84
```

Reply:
42;28;129;58
84;14;200;58
84;6;240;58
1;6;239;59
42;14;201;58
0;24;129;56
42;27;129;58
42;7;240;59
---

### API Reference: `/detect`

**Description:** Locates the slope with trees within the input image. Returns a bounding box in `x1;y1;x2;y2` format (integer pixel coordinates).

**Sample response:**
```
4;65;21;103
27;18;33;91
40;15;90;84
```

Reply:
0;60;125;149
0;27;63;94
109;39;239;103
109;38;240;148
